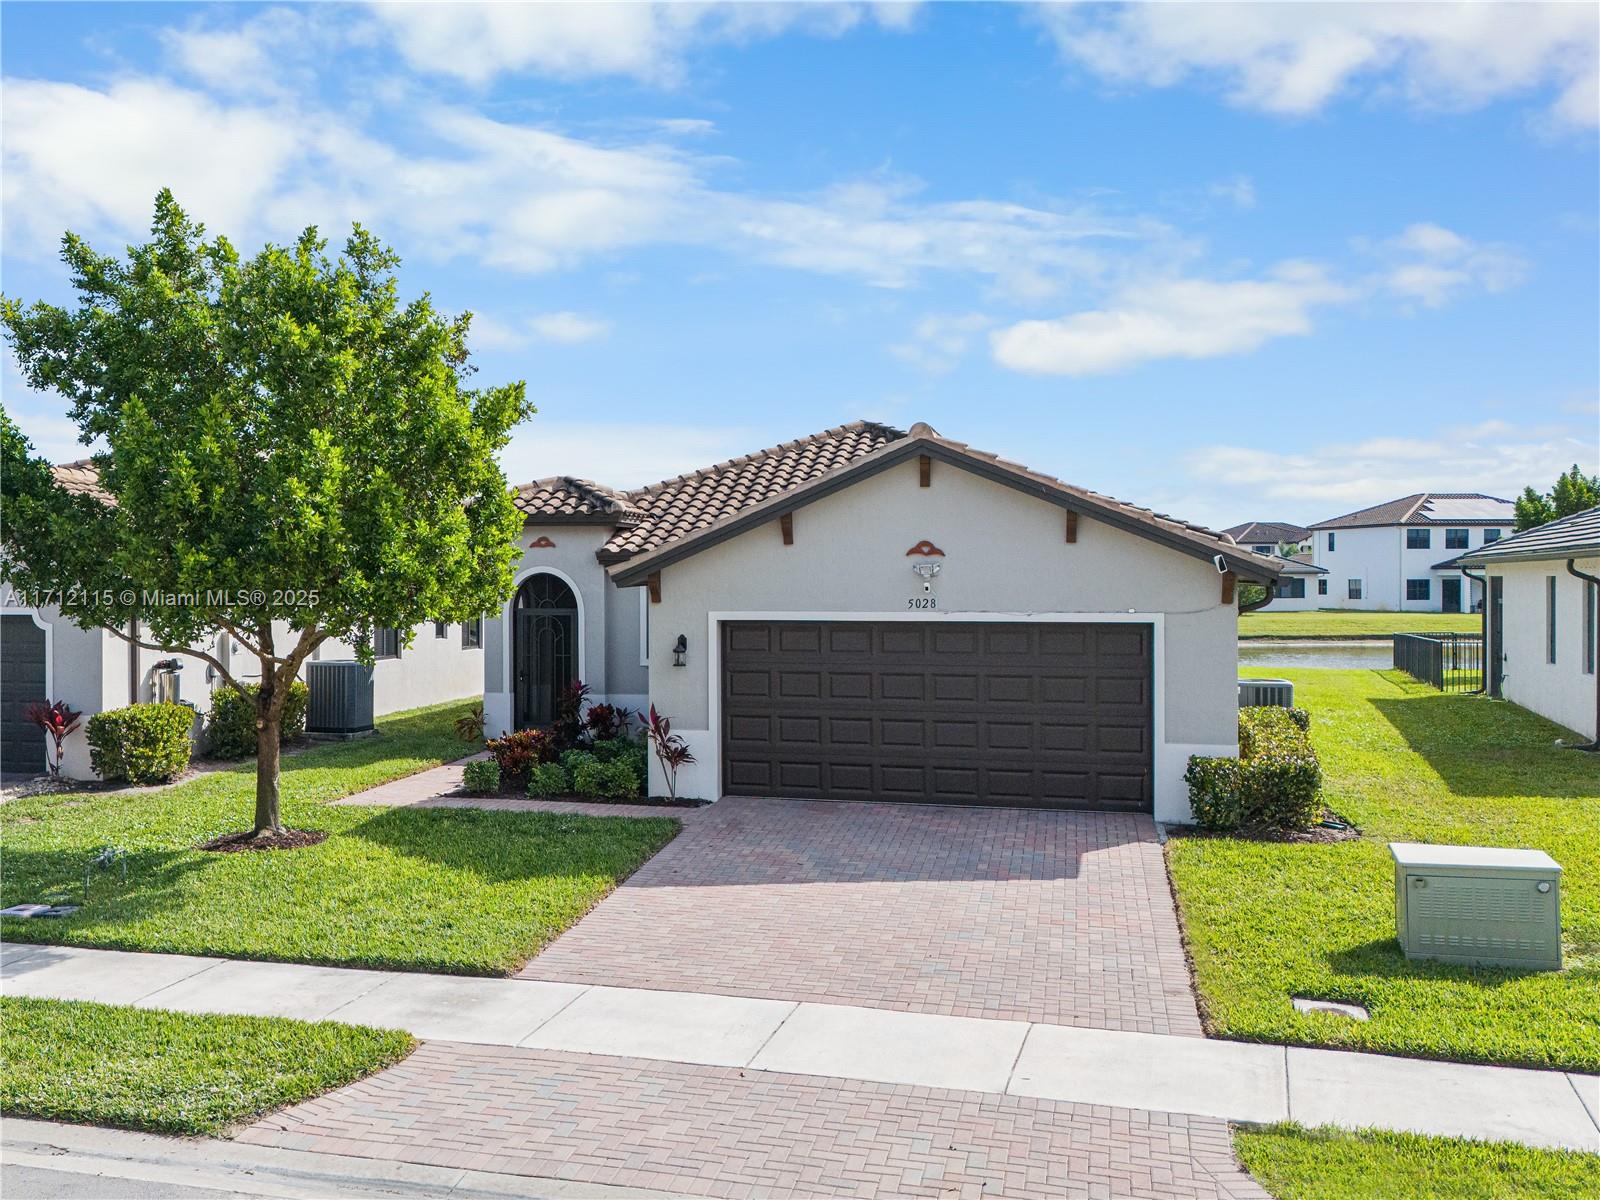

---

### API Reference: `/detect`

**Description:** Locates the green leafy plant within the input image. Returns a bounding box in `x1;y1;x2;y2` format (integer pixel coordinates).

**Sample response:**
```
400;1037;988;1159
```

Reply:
559;748;598;775
206;682;309;759
572;759;641;800
86;703;196;784
1514;464;1600;532
0;191;532;837
525;761;568;798
1186;706;1321;832
485;728;554;782
461;759;500;795
454;702;486;743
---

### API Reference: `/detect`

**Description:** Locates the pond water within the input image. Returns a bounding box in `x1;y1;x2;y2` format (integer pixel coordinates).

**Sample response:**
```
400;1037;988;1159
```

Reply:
1238;640;1393;671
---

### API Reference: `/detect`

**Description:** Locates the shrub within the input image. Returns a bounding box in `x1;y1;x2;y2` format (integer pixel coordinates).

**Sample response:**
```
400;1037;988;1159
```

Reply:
572;758;641;800
486;729;555;781
1186;707;1321;832
1285;706;1311;732
461;760;501;795
526;761;569;798
559;748;598;775
584;703;633;741
206;682;309;759
87;703;196;783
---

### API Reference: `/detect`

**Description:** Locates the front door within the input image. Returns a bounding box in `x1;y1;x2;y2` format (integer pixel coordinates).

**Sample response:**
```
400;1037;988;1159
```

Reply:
1442;577;1462;613
512;574;578;729
1488;576;1504;698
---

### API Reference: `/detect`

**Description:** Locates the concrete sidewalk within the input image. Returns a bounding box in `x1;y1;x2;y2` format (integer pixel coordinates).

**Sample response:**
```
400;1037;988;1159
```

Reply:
4;942;1597;1153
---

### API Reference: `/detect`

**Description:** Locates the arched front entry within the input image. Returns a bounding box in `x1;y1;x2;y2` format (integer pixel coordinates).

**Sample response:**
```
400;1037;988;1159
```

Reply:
513;573;578;729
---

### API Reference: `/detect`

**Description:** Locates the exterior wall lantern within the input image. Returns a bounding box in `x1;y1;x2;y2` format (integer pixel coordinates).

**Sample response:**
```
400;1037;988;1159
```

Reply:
672;634;688;667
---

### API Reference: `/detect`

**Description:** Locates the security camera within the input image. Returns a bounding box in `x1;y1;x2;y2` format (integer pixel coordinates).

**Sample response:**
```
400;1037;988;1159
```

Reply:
1213;554;1230;574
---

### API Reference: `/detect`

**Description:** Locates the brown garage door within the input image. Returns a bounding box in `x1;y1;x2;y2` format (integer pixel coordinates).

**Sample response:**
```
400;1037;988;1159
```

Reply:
721;621;1152;811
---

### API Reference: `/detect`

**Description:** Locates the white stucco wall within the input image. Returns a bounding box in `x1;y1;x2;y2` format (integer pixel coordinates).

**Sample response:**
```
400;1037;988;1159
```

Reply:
637;458;1242;822
1492;557;1598;740
1314;524;1508;611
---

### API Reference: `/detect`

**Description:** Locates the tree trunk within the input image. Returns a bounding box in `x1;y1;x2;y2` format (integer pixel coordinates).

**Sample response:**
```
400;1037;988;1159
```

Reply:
254;717;282;834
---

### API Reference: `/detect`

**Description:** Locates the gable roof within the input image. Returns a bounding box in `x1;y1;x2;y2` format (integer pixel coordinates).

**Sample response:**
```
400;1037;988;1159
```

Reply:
609;421;1282;585
514;476;640;524
1278;552;1328;575
52;459;114;505
1312;492;1513;530
597;420;905;563
1443;505;1600;567
1222;521;1309;546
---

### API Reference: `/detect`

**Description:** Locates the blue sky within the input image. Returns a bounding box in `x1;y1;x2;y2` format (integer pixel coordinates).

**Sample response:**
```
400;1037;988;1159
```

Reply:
3;2;1596;529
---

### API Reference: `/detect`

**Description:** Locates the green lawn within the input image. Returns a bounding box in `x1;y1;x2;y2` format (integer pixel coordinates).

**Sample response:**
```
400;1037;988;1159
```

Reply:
1236;1125;1600;1200
0;996;413;1135
1168;669;1600;1072
0;701;679;974
1239;610;1482;639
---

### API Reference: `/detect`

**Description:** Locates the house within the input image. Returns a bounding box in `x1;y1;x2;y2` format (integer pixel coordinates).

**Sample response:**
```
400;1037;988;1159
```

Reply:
0;464;484;780
1263;553;1329;611
1221;521;1311;557
1309;493;1514;612
488;420;1281;822
1444;505;1599;742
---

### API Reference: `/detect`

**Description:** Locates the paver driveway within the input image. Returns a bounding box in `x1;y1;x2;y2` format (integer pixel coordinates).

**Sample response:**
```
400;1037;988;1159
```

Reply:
520;796;1202;1035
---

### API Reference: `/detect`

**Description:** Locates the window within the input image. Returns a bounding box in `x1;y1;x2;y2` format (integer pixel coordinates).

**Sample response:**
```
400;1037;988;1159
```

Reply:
1276;578;1306;599
1406;579;1431;602
1444;528;1469;550
1317;578;1328;596
1406;528;1431;549
1327;532;1336;552
462;617;482;649
435;621;448;639
638;588;650;666
1253;545;1273;555
373;627;400;659
1348;578;1363;600
1548;576;1558;664
1484;528;1503;543
1585;581;1596;677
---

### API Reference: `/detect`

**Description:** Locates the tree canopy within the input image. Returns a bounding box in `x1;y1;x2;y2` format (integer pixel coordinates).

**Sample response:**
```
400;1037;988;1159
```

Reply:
1;191;532;831
1514;464;1600;531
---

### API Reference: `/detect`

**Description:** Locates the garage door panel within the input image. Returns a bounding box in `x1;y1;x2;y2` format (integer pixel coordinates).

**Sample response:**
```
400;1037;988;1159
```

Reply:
722;621;1151;812
1;614;48;776
727;626;772;653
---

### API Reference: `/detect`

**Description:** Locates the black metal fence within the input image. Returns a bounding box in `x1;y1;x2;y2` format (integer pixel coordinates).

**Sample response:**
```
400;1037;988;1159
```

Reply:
1392;632;1484;693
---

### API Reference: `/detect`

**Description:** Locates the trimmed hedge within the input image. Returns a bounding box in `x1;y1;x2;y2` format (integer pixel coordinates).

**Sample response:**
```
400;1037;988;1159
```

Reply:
86;703;196;783
526;762;568;798
572;759;641;800
206;682;309;759
559;748;598;776
461;760;501;795
1185;706;1321;832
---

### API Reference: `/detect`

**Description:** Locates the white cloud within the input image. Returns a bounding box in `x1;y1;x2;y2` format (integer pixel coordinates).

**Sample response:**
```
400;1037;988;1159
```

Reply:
1183;420;1595;520
1373;222;1526;307
0;74;1166;305
1036;2;1599;129
370;1;919;87
990;262;1353;375
530;312;612;344
501;421;761;489
890;312;992;373
1207;175;1257;209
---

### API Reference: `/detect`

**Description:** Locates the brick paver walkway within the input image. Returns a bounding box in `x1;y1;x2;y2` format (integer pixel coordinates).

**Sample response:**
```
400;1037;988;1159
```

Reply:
239;1042;1268;1200
519;796;1202;1034
334;759;701;821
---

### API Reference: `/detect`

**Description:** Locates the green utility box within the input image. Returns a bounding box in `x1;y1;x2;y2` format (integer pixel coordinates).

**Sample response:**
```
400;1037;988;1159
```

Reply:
1390;843;1562;971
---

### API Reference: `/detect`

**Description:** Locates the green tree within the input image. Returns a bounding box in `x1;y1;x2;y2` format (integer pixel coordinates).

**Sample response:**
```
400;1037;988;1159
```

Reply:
1514;464;1600;531
1;192;532;835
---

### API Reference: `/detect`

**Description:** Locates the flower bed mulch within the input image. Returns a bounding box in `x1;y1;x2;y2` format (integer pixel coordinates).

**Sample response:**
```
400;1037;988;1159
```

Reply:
1167;807;1360;845
200;828;330;853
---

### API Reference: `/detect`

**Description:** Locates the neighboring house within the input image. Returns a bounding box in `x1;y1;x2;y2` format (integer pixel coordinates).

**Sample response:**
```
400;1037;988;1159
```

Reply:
0;463;484;780
1309;493;1514;612
1221;521;1311;557
490;420;1281;822
1444;505;1600;742
1264;553;1328;611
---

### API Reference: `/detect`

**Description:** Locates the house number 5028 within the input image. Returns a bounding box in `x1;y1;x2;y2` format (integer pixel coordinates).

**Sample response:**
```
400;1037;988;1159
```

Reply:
907;597;938;610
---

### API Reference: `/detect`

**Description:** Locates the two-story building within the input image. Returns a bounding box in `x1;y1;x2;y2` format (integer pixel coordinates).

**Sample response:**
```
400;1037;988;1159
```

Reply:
1307;493;1514;612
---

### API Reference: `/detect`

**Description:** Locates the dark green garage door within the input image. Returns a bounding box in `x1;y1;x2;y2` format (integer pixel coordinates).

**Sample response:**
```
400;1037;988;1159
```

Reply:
1;613;48;775
721;621;1153;811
